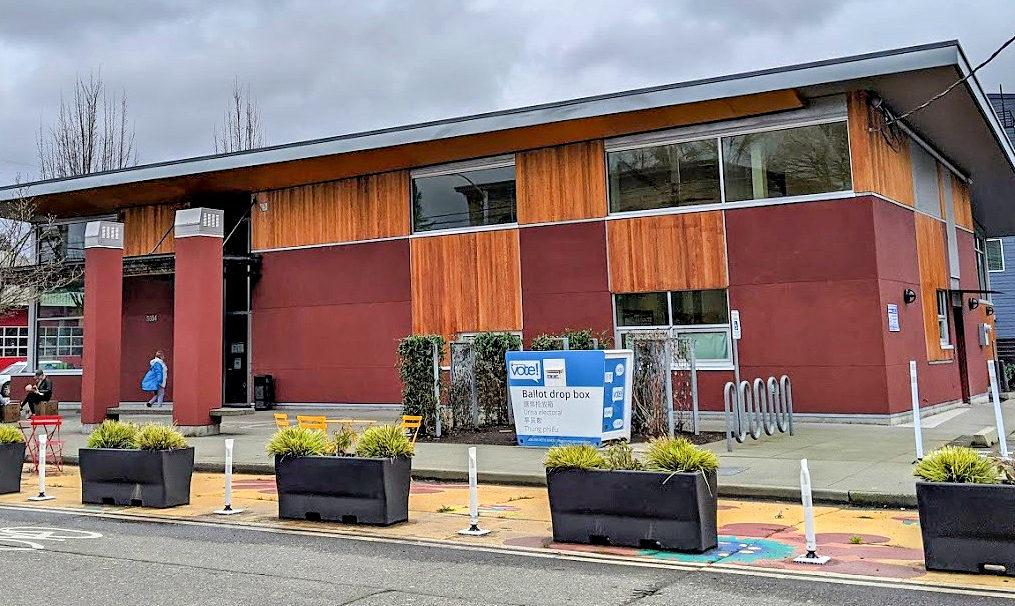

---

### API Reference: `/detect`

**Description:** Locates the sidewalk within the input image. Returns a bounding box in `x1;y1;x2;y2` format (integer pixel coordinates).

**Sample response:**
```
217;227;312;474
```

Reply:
36;399;1015;507
3;466;1014;595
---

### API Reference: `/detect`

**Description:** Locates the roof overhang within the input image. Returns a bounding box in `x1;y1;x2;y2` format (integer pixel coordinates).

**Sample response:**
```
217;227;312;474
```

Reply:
3;40;1015;234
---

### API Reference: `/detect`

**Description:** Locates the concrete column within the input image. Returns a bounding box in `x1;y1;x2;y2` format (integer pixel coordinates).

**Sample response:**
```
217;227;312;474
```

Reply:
81;221;124;429
172;208;224;435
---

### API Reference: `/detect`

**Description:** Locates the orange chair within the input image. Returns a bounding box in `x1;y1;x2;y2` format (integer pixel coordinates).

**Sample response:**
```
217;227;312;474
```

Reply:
401;415;422;446
296;415;328;431
273;413;290;428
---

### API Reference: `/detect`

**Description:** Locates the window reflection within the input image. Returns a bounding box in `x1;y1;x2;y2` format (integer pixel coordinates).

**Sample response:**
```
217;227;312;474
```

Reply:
722;122;852;202
412;165;517;232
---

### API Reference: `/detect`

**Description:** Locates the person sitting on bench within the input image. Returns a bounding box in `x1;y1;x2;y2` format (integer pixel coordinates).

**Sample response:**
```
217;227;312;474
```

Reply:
22;370;52;418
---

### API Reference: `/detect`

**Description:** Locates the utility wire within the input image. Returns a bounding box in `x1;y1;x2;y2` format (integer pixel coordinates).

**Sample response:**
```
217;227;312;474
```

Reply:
874;32;1015;131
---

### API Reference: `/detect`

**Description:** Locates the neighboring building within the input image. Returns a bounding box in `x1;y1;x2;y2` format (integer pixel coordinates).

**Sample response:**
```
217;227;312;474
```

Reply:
2;40;1014;423
0;308;29;370
987;93;1015;363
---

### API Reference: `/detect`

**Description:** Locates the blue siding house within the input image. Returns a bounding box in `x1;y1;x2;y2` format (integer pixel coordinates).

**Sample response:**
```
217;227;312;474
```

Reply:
988;94;1015;359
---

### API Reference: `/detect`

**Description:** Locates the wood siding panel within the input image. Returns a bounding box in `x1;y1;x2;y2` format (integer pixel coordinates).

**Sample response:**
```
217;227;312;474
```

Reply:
516;140;607;223
37;90;804;216
251;170;410;250
607;212;727;293
915;214;953;361
121;204;181;257
848;91;915;206
410;229;522;342
952;175;974;230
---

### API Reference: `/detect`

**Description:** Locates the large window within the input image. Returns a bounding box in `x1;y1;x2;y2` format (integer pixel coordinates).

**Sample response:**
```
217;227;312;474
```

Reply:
35;281;84;370
412;161;516;233
986;238;1005;272
615;289;731;368
722;122;851;203
0;327;28;358
38;222;86;263
608;139;720;212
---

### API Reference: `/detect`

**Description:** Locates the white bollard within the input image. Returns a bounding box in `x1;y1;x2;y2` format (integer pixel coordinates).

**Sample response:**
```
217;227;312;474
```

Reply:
458;446;490;536
988;361;1010;460
910;360;924;461
214;438;243;515
27;433;55;502
793;459;828;564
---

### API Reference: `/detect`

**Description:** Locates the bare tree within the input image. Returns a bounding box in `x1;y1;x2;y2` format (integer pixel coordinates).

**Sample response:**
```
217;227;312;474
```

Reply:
214;78;264;153
36;72;139;179
0;183;83;319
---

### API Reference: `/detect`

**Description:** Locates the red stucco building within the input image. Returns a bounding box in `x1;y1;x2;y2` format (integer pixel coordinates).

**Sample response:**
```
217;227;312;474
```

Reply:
3;41;1014;431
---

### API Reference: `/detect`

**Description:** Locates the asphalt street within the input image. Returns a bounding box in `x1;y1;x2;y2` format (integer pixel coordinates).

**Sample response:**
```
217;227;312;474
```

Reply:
0;506;1012;606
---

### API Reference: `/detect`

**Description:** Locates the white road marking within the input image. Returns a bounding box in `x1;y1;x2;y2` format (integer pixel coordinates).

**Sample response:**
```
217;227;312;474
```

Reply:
1;504;1012;600
0;526;102;551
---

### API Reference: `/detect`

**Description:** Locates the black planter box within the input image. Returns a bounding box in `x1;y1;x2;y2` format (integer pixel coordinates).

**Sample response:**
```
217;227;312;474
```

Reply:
0;442;26;494
546;468;718;552
275;455;411;525
917;481;1015;575
80;447;195;508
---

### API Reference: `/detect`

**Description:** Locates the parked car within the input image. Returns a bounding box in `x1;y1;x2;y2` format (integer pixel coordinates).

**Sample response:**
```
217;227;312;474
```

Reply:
0;360;74;399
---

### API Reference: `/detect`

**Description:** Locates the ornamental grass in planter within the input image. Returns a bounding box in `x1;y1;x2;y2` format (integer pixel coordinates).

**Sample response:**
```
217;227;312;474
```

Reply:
80;421;194;508
269;424;414;525
914;446;1015;575
0;424;26;494
545;439;719;552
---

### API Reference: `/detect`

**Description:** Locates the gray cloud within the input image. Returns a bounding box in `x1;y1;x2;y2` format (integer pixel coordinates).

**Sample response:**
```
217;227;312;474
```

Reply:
1;0;1014;184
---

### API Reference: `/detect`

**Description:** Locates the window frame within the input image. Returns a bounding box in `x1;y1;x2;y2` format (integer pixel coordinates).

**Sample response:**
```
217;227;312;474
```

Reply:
0;326;29;358
613;290;733;370
32;280;85;374
986;238;1006;273
409;155;518;235
604;116;854;217
606;136;722;213
936;289;952;349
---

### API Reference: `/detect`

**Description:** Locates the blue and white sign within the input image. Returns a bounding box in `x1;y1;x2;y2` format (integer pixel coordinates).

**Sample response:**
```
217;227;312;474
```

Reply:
506;349;633;447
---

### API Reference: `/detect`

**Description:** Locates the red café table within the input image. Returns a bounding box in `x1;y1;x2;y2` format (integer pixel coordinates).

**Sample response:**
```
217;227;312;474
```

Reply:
17;415;64;473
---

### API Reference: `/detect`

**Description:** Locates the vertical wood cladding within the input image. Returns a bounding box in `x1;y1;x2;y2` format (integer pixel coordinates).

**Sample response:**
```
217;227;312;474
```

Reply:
516;140;607;223
410;229;522;341
951;175;974;230
607;212;727;293
250;170;410;250
121;204;181;256
847;91;916;206
915;213;953;361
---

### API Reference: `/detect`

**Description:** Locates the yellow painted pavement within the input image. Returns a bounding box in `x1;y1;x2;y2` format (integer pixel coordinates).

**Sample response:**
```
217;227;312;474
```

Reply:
1;467;1014;595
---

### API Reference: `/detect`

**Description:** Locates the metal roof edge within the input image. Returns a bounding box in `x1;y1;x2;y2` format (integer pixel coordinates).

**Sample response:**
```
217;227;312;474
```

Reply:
0;40;967;202
952;42;1015;176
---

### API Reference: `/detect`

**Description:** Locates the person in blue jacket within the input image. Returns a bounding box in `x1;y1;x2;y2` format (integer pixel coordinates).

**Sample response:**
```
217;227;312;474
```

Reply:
142;351;168;407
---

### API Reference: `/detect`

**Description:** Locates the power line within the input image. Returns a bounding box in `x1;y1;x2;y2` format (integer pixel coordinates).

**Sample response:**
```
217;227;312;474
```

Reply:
873;31;1015;131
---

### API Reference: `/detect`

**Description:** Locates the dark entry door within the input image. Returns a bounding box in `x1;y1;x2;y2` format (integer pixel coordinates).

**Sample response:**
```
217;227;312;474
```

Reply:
953;301;971;403
220;199;253;406
223;308;249;405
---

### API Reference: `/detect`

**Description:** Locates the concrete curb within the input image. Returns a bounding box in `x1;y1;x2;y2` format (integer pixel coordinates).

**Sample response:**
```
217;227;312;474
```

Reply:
51;458;919;507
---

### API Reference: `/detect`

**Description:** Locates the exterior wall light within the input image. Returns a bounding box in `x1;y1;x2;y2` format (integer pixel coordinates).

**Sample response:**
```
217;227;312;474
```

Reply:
903;289;917;304
969;298;980;311
987;306;995;316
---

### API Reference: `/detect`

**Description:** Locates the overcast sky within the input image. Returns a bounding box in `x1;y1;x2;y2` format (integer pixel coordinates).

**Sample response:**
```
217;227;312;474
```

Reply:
2;0;1015;184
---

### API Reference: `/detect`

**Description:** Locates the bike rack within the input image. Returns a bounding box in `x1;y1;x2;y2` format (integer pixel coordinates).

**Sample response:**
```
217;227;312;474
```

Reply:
723;375;794;452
